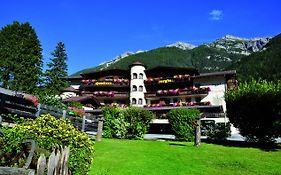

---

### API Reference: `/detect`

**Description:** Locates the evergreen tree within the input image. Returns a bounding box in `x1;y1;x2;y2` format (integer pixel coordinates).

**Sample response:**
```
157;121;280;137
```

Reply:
0;21;43;93
44;42;68;95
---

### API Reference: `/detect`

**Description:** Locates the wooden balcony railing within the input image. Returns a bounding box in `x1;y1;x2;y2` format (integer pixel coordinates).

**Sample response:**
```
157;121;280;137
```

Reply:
145;87;210;98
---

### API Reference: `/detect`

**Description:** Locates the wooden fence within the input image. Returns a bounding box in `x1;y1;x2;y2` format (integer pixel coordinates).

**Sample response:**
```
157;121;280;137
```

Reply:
0;87;103;140
0;87;103;174
0;142;70;175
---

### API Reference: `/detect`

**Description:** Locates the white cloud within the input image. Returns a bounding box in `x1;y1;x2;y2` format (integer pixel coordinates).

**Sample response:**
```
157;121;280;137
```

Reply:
209;10;223;20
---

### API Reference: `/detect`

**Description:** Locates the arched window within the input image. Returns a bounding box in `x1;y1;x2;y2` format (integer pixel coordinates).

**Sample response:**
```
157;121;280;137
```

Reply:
133;73;137;79
139;85;143;92
132;98;136;104
132;85;137;92
139;73;143;79
138;98;143;105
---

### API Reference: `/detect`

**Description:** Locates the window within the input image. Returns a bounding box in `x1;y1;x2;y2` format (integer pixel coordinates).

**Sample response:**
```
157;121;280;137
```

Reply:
138;98;143;105
132;85;137;91
132;98;136;104
139;73;143;79
133;73;137;79
139;85;143;92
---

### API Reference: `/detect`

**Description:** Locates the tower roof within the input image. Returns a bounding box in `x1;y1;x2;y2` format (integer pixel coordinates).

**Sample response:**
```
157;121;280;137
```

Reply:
129;61;147;68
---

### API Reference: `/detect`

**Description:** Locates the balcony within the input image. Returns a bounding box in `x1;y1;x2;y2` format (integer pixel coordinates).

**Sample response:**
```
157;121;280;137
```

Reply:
145;87;210;99
144;101;211;108
81;91;129;100
144;74;192;85
81;78;129;88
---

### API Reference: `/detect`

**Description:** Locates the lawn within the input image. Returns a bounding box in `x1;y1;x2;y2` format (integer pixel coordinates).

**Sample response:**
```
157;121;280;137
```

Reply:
89;139;281;175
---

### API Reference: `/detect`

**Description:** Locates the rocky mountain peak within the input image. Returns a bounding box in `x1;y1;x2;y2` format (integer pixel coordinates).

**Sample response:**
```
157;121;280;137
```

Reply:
166;41;196;50
207;35;272;55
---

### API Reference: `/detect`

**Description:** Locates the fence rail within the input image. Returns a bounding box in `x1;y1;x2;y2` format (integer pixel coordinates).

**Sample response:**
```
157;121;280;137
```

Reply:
0;87;103;140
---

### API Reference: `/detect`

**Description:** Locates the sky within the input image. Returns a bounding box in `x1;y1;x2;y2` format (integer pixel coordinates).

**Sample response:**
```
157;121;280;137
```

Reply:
1;0;281;75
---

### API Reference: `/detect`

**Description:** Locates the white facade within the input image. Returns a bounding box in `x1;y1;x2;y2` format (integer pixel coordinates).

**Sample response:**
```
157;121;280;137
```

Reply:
130;64;147;107
194;76;227;112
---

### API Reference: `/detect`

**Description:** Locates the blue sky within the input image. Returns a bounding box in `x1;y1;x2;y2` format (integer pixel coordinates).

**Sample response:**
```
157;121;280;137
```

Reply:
1;0;281;75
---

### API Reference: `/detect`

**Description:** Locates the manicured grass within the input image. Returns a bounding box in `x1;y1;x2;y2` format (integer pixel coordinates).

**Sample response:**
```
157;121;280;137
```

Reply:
89;139;281;175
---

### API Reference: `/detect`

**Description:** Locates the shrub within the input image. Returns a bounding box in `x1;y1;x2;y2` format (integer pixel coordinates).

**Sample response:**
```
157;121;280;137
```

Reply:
36;93;67;109
204;122;231;141
226;79;281;143
102;107;128;138
0;114;94;175
102;107;154;139
0;126;29;167
167;108;201;141
124;107;154;139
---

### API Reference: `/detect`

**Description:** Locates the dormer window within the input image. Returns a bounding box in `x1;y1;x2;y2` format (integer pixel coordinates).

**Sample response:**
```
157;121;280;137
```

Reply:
133;73;137;79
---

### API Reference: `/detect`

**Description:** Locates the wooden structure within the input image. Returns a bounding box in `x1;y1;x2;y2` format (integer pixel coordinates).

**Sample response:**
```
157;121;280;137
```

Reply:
0;145;70;175
0;87;104;139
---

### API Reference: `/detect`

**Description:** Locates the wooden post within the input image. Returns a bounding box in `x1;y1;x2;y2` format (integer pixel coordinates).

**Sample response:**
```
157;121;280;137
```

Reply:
62;110;66;118
35;103;41;117
37;154;46;175
23;139;36;169
82;116;86;131
1;94;6;108
194;119;201;147
96;117;104;142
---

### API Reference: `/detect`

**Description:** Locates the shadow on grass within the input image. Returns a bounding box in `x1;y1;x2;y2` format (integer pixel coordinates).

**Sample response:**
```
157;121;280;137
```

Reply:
169;143;187;147
202;138;281;152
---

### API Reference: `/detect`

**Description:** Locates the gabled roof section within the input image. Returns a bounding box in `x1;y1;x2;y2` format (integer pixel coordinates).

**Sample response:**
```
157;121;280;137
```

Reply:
63;96;100;106
80;68;129;78
145;66;199;77
194;70;236;78
62;86;79;92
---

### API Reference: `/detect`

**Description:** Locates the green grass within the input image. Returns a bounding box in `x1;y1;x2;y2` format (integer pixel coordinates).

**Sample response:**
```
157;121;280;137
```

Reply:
89;139;281;175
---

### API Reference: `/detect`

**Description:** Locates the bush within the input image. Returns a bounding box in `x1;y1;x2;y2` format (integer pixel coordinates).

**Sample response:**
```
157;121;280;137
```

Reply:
0;126;28;167
204;122;231;141
102;107;154;139
226;79;281;143
167;108;201;141
124;107;154;139
102;107;128;138
0;114;94;175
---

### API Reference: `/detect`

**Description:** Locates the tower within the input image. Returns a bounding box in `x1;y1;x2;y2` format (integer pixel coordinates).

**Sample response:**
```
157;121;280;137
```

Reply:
129;61;147;107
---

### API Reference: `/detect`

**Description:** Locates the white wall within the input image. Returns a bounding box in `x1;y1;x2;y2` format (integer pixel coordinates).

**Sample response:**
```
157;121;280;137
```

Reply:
194;76;227;112
130;65;147;107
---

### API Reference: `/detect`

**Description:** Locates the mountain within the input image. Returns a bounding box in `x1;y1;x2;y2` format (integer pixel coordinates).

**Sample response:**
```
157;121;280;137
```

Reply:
229;33;281;81
207;35;271;55
71;35;271;76
166;42;196;50
72;50;144;75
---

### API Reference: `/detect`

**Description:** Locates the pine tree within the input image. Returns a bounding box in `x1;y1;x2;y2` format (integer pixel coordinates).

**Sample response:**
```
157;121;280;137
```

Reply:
44;42;68;95
0;21;43;93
